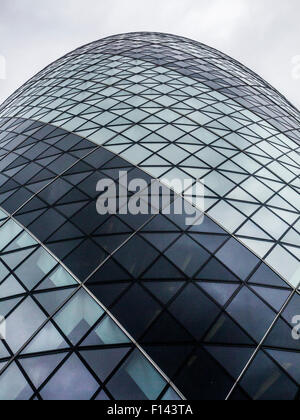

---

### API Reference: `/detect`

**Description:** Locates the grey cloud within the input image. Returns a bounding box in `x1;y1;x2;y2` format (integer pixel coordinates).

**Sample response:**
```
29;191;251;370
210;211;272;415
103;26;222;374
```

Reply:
0;0;299;109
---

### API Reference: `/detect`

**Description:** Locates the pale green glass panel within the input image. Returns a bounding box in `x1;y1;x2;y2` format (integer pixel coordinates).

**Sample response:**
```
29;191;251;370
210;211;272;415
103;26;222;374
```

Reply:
54;289;104;343
266;246;300;288
94;316;130;345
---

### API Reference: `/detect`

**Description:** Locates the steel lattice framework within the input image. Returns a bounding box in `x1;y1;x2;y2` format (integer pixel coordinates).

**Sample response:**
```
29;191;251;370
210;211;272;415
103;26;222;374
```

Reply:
0;32;299;400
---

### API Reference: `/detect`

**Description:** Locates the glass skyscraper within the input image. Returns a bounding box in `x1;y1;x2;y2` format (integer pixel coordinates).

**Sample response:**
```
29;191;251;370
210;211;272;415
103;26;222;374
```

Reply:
0;32;299;400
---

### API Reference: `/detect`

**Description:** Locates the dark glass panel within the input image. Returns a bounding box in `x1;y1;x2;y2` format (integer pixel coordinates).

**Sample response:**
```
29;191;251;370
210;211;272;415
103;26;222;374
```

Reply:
240;351;298;400
165;235;210;277
175;347;234;400
169;284;220;340
112;284;162;338
227;287;276;342
216;238;259;281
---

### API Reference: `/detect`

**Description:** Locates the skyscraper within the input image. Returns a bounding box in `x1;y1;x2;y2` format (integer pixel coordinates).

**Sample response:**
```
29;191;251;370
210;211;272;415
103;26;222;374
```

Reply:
0;32;299;400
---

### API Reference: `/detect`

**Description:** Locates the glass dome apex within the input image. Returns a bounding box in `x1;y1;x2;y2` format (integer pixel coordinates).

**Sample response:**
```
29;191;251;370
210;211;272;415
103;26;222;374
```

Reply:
0;32;299;286
2;31;300;121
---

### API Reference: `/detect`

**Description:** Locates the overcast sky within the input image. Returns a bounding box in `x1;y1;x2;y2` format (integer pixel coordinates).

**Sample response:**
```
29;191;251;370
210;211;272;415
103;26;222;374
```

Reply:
0;0;299;109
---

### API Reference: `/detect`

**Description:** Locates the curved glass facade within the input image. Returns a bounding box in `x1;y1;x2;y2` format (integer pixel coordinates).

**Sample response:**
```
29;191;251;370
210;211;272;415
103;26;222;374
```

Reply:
0;32;299;400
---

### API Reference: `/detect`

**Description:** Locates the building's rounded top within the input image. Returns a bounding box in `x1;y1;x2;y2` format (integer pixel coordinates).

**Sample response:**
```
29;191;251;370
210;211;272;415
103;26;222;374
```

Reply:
0;32;299;285
2;32;300;118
